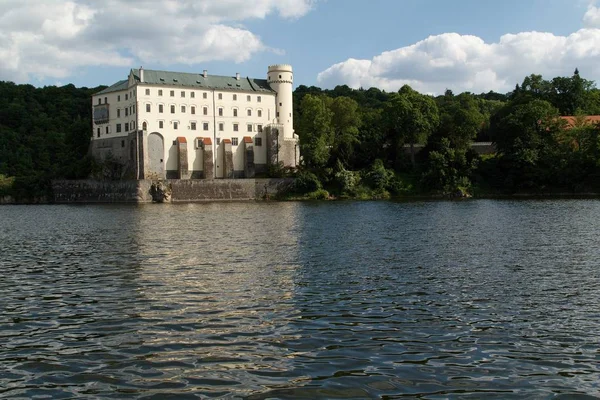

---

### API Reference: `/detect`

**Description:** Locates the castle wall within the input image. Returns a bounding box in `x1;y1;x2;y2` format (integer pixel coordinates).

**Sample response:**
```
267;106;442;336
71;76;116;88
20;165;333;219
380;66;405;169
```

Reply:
52;179;293;203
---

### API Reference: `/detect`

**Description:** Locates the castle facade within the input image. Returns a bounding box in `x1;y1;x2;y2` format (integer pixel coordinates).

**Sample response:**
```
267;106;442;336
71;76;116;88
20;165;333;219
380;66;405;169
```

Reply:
91;65;297;179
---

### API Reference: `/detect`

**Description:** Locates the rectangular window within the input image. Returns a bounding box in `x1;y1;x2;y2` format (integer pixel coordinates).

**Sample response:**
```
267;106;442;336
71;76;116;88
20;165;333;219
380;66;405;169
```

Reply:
125;108;129;116
233;94;237;101
132;121;135;129
97;98;101;105
203;107;208;115
216;137;221;145
203;122;209;131
97;127;100;137
117;109;121;118
181;91;185;98
255;137;262;146
159;120;164;129
218;93;222;100
233;123;238;132
145;89;150;95
118;95;121;101
219;123;224;131
247;109;251;116
174;122;179;129
106;126;109;134
203;92;207;99
121;140;125;148
191;106;195;115
276;111;280;117
132;105;135;114
104;97;107;104
191;92;195;98
279;102;282;106
181;105;186;113
218;108;223;116
257;124;263;132
171;105;175;113
233;109;238;117
125;122;129;131
158;90;163;96
258;109;262;117
247;124;252;132
191;122;196;130
231;137;238;146
116;123;122;133
146;104;151;112
125;94;128;100
247;95;251;101
159;104;163;113
257;96;261;103
170;90;174;97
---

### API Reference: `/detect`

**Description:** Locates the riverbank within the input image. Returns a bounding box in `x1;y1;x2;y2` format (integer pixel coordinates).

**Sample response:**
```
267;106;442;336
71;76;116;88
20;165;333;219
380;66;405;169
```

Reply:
1;179;599;204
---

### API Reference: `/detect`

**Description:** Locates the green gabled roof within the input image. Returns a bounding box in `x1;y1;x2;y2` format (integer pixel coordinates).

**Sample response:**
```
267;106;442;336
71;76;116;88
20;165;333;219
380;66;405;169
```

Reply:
95;79;128;95
131;68;275;93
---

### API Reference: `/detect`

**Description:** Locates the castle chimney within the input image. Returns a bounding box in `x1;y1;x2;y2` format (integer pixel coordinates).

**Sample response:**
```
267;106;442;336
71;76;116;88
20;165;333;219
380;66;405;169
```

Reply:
139;66;144;83
203;70;208;78
236;72;240;80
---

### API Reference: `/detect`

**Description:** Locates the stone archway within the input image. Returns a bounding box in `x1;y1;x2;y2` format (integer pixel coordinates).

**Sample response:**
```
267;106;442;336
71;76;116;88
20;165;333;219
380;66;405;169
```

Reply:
147;132;165;179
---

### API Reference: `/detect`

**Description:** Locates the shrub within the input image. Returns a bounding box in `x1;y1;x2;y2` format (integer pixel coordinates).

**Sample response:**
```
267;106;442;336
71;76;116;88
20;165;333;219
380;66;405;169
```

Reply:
293;170;322;194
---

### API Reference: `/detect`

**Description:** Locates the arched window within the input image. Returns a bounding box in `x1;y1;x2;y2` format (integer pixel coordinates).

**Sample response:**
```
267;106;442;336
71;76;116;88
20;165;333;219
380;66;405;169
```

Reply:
142;122;148;131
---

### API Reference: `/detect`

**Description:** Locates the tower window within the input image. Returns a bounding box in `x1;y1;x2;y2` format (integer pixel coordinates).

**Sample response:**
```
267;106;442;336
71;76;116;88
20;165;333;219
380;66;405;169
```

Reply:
145;89;150;95
146;104;151;112
218;93;222;100
158;90;163;96
247;95;251;101
191;122;196;130
233;109;238;117
233;123;238;132
159;104;164;113
174;121;178;129
203;122;209;131
257;96;261;103
247;124;252;132
203;107;208;115
232;137;238;146
247;109;251;116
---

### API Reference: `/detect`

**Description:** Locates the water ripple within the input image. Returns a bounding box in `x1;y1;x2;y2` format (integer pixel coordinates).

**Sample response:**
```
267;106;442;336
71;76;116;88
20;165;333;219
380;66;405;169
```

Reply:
1;201;600;398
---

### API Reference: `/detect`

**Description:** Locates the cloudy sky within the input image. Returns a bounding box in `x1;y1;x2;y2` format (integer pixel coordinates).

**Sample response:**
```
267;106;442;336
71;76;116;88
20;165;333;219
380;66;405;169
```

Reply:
0;0;598;94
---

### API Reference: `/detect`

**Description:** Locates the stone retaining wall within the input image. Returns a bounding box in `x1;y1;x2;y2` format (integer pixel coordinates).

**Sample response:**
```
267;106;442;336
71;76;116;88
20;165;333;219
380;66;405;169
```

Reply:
52;179;293;203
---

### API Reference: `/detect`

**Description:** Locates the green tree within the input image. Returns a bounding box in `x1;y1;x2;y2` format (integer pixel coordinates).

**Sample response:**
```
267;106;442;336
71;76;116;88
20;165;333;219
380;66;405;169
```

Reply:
385;85;439;167
296;94;334;170
329;96;361;168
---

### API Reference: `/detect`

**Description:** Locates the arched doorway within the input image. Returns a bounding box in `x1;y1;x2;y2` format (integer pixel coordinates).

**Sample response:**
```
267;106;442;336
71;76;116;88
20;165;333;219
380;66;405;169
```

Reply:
147;132;164;179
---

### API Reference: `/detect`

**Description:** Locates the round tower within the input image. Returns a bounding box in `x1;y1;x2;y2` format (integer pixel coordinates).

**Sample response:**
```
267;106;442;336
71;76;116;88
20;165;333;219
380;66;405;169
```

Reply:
267;64;293;138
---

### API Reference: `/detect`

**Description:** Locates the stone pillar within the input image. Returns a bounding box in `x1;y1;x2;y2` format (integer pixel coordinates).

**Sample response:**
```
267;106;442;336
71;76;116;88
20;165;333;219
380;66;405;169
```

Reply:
202;138;214;179
243;136;255;178
176;137;190;179
222;139;234;179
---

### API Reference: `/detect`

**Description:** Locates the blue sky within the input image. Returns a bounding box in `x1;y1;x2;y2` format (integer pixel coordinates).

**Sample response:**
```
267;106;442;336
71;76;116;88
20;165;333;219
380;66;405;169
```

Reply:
0;0;598;94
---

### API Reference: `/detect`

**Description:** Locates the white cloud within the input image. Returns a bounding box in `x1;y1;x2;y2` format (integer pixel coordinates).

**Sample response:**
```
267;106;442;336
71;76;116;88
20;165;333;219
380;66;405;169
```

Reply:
0;0;315;83
318;5;600;95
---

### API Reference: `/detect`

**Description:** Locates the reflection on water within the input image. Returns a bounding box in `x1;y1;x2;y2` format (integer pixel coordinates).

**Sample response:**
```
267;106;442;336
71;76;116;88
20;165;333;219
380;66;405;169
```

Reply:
1;200;600;398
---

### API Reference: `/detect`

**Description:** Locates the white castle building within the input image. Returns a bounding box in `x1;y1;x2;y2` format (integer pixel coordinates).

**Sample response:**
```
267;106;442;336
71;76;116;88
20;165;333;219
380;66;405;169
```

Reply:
91;65;298;179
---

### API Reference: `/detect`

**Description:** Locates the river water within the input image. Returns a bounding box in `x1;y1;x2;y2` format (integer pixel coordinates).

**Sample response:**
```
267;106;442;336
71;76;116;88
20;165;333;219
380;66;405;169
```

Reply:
1;200;599;399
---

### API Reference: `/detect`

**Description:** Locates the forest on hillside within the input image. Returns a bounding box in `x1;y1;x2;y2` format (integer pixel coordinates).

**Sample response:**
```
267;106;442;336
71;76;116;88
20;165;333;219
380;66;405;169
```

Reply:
1;70;600;201
290;69;600;198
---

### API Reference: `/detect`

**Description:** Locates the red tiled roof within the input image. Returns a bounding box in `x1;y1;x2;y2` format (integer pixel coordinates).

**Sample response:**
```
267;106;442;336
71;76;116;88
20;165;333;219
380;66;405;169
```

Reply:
243;136;253;143
202;137;212;145
222;139;232;144
176;136;187;143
